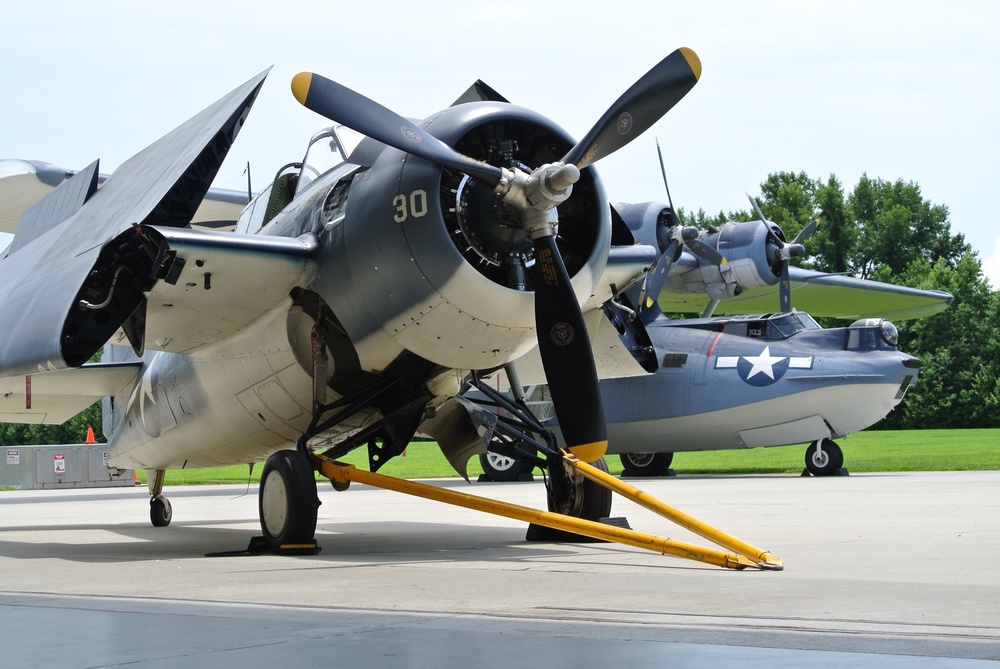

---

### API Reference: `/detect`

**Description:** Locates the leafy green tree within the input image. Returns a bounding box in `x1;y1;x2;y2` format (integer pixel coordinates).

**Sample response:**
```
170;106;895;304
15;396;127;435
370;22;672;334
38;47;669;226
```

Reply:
810;175;856;274
848;175;969;280
884;256;1000;428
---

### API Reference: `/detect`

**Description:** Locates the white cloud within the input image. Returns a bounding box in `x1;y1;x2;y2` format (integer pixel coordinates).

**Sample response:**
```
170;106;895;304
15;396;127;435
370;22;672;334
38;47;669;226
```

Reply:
982;237;1000;291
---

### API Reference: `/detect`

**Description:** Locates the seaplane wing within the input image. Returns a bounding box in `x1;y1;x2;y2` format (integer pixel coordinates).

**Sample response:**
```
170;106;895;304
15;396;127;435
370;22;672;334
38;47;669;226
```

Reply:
661;265;952;320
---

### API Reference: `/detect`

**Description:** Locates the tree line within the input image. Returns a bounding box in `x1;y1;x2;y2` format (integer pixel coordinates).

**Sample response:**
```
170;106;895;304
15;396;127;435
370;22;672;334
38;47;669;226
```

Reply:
683;171;999;429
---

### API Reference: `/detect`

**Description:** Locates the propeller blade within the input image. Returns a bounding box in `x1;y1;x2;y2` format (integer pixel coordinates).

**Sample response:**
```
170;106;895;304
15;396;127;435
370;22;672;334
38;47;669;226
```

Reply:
791;219;820;246
291;72;503;186
686;238;727;266
779;261;792;313
562;48;701;170
746;191;768;224
639;239;679;314
655;137;681;228
531;235;607;461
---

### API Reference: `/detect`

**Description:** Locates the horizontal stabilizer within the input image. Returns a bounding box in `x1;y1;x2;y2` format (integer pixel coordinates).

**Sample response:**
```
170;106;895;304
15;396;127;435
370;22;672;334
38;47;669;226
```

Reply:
0;361;140;424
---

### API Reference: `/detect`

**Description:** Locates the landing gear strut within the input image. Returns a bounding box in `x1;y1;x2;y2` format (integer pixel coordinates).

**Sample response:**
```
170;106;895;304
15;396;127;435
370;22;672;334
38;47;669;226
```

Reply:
465;371;612;521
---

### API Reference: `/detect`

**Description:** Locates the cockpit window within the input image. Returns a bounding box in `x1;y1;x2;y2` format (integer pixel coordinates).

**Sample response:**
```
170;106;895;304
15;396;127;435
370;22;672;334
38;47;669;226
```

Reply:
767;312;822;338
297;125;363;195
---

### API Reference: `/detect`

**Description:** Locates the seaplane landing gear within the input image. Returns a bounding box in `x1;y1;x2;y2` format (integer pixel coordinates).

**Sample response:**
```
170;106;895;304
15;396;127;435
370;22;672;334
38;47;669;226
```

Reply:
258;449;319;548
805;438;845;476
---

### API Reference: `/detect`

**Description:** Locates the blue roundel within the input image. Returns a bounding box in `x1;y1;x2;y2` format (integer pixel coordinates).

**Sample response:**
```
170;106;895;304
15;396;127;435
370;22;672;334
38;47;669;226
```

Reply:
736;346;790;387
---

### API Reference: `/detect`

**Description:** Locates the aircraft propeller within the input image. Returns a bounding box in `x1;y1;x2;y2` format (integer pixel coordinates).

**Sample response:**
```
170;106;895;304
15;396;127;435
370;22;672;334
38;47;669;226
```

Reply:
637;139;726;320
291;48;702;461
746;193;819;313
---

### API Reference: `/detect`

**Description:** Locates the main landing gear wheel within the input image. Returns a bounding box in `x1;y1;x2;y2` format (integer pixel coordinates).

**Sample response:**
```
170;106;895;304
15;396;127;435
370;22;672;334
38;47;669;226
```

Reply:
547;456;612;520
619;452;674;477
259;449;319;548
805;438;844;476
150;496;172;527
479;451;535;482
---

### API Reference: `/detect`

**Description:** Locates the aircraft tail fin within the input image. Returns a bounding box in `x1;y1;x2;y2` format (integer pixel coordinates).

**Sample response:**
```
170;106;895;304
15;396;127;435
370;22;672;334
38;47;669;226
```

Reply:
6;161;99;255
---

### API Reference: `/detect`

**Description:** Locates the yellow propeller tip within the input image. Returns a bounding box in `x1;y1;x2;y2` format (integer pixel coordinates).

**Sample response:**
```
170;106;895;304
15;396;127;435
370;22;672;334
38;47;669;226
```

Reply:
291;72;313;105
568;441;608;462
679;47;702;80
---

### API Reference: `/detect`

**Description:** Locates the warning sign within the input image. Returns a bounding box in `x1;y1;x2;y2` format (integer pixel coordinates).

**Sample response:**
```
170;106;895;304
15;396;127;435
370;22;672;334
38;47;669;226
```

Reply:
54;453;66;474
6;450;18;465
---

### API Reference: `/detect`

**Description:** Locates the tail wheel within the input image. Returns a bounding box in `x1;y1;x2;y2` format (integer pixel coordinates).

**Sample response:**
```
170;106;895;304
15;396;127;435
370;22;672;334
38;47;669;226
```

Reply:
150;496;172;527
547;456;612;520
259;449;319;547
805;439;844;476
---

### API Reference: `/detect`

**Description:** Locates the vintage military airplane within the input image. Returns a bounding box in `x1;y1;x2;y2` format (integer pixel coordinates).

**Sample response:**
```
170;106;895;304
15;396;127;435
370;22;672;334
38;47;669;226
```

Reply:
475;198;948;481
0;50;949;570
4;49;803;570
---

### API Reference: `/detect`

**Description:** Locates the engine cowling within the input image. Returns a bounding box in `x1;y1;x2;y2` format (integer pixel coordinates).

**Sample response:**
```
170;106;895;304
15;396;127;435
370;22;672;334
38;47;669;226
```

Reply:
314;102;611;373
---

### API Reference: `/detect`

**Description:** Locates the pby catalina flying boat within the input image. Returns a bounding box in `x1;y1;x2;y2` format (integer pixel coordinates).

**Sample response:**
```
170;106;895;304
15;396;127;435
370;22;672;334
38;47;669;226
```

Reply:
475;197;948;481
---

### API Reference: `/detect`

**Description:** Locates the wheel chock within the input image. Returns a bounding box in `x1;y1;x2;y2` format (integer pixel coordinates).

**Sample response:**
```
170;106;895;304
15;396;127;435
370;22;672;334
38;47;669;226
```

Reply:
206;537;322;558
526;516;631;543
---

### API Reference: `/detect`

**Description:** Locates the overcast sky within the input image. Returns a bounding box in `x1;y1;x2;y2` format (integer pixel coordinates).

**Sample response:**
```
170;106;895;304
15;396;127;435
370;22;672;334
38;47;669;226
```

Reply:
4;0;998;286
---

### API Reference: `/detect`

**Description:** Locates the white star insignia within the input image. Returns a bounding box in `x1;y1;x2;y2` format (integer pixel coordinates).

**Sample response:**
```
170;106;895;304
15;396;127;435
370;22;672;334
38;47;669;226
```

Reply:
743;345;786;380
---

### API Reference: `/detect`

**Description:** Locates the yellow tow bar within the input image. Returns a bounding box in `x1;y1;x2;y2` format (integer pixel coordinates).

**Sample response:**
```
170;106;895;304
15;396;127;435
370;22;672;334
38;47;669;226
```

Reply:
312;452;782;571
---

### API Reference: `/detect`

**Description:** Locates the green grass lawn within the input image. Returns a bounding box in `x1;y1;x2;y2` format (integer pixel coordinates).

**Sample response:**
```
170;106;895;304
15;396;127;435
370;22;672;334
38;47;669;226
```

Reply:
140;428;1000;485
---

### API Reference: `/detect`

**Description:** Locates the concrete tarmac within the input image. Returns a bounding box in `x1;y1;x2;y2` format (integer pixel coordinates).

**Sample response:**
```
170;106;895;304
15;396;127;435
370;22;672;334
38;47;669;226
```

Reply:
1;471;998;667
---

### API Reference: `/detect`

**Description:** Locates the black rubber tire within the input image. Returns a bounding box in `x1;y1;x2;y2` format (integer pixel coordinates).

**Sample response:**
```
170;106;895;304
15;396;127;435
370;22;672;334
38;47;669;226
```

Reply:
547;457;612;520
805;439;844;476
150;496;172;527
479;451;534;482
619;452;674;477
259;449;319;548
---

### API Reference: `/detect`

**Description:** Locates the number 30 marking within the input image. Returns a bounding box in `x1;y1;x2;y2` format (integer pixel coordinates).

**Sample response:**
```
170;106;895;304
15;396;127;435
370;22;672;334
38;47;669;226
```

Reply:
393;190;428;222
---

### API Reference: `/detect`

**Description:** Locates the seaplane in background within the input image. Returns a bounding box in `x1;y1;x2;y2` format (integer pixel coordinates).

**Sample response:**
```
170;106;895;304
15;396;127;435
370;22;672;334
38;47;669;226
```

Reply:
475;197;946;480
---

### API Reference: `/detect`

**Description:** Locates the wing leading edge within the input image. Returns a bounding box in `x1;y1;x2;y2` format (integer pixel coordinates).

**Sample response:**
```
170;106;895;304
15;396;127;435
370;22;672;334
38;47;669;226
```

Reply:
661;266;953;320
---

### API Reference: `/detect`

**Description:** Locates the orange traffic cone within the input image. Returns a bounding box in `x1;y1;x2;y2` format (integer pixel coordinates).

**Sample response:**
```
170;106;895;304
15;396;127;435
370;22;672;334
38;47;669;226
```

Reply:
85;426;96;443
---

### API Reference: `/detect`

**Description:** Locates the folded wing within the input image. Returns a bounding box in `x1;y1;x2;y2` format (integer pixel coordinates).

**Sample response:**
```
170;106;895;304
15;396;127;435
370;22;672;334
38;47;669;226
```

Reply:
0;70;271;377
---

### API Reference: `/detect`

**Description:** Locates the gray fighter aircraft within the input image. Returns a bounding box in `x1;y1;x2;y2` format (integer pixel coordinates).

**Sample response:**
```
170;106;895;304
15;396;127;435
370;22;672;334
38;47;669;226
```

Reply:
0;51;950;562
0;51;718;549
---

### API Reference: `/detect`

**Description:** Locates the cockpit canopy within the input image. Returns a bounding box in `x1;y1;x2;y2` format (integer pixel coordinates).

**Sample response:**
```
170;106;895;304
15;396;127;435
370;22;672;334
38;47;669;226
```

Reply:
719;311;822;340
297;124;364;195
236;125;364;234
847;318;899;351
